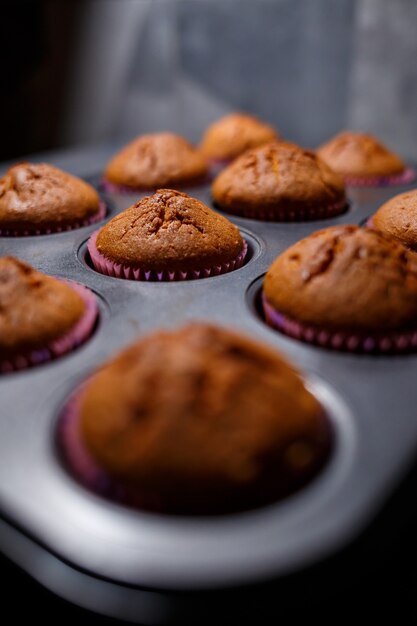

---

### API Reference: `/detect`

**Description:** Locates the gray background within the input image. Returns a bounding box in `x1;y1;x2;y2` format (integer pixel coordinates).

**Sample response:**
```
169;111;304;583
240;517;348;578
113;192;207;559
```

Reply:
59;0;417;160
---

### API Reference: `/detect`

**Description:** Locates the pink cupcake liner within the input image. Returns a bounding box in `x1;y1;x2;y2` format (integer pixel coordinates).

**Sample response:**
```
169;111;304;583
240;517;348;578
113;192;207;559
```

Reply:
87;230;248;281
100;175;212;195
57;387;164;510
0;281;98;374
262;292;417;354
0;201;106;237
343;168;415;188
215;198;348;222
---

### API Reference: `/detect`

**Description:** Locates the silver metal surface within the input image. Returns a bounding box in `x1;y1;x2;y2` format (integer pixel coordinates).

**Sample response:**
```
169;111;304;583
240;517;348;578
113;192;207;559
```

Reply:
0;156;416;619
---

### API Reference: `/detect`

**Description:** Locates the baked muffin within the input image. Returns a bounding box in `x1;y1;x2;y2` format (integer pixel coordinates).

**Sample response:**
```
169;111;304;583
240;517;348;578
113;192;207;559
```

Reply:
317;131;414;186
370;189;417;251
103;132;209;193
200;112;279;162
58;323;331;514
0;162;105;236
262;225;417;353
88;189;247;280
0;257;98;373
212;141;347;221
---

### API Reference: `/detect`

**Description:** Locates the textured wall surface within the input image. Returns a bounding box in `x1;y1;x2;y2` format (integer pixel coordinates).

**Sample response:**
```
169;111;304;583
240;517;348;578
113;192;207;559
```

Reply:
349;0;417;159
176;0;355;146
62;0;417;160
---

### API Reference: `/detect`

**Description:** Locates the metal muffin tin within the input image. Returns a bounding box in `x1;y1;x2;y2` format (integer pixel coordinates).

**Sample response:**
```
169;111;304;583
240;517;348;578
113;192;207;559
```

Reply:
0;154;416;623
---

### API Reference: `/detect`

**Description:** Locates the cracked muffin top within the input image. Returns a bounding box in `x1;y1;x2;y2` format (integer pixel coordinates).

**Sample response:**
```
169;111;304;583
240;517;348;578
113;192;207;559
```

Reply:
212;141;346;219
317;131;406;178
264;225;417;332
78;322;330;513
104;132;209;189
0;256;86;359
372;190;417;251
200;113;279;161
93;189;244;271
0;162;101;232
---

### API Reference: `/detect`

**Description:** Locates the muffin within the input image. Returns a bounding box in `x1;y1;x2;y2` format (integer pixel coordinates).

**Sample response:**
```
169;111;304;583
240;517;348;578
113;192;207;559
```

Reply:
212;141;347;221
370;189;417;251
262;225;417;353
103;132;209;193
200;112;279;163
0;162;105;236
58;323;331;514
0;257;98;373
88;189;247;281
317;131;414;186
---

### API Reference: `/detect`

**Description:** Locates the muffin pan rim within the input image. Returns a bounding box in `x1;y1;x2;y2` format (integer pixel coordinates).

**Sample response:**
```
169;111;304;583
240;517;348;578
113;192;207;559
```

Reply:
1;355;358;590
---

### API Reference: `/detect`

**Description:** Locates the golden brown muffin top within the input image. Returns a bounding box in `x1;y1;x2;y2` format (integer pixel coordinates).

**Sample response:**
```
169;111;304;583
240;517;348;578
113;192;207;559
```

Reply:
0;162;100;228
264;225;417;333
212;141;346;215
200;112;279;161
317;131;405;178
95;189;244;272
104;132;209;189
372;190;417;251
0;257;86;358
80;323;329;513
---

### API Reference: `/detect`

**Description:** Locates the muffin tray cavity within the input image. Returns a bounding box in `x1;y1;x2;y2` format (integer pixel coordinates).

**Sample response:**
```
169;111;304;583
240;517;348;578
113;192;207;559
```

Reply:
1;160;417;623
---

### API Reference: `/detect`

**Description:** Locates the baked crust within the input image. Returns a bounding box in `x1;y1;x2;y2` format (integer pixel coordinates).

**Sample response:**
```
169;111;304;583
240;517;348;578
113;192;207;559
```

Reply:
212;141;346;217
200;112;278;160
80;323;329;513
0;257;86;358
105;133;208;189
317;131;405;178
373;190;417;251
95;189;244;272
0;162;100;231
264;225;417;332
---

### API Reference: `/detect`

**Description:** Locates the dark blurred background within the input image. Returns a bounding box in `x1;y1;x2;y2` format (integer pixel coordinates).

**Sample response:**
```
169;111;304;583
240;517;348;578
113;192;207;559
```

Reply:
2;0;417;164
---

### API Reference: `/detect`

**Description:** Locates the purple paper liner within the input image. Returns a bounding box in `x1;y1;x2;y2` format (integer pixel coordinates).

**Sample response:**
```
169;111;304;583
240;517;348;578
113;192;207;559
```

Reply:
343;167;415;188
215;198;349;222
57;387;169;510
100;175;212;195
262;292;417;354
87;230;248;281
0;281;99;374
0;201;106;237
